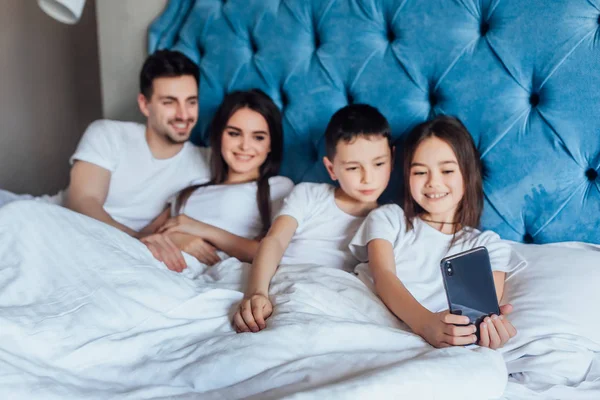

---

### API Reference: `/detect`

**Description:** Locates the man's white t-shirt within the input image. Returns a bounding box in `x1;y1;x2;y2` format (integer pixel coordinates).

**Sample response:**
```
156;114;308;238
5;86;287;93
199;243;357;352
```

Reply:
176;176;295;239
70;120;211;231
276;183;366;271
349;204;525;313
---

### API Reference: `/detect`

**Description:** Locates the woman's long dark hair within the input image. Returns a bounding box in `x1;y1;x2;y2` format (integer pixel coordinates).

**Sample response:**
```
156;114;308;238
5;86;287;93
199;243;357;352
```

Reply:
402;115;483;236
176;89;284;237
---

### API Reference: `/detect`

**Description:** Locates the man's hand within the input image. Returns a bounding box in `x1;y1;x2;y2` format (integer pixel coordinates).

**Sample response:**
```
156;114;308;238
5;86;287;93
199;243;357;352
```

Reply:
168;232;220;266
141;233;187;272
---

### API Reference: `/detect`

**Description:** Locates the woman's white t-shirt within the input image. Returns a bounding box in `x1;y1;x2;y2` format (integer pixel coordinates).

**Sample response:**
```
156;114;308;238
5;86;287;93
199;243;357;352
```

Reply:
177;176;294;239
349;204;525;313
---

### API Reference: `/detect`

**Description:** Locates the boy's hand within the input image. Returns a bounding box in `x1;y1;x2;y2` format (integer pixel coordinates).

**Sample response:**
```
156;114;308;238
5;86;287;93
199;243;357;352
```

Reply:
478;304;517;349
416;310;478;348
233;294;273;333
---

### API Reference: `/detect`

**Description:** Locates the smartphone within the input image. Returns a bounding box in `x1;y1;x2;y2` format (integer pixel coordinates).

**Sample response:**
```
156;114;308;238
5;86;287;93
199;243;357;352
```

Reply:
440;246;500;337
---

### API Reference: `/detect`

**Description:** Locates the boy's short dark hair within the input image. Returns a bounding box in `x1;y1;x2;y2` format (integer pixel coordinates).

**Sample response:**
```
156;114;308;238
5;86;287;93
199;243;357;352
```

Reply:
324;104;392;160
139;50;200;99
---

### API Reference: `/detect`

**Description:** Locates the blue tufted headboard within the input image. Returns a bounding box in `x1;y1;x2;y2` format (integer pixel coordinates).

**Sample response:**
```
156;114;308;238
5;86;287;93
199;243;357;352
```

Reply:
149;0;600;244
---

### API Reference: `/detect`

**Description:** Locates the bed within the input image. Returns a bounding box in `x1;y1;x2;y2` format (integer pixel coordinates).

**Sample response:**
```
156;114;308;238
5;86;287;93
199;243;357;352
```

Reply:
0;0;598;398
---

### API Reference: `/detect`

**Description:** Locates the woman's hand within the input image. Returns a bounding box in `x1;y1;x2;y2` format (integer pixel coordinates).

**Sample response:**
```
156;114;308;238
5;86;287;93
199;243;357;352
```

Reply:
168;232;220;266
141;233;187;272
233;294;273;333
478;304;517;349
415;310;478;348
159;215;205;237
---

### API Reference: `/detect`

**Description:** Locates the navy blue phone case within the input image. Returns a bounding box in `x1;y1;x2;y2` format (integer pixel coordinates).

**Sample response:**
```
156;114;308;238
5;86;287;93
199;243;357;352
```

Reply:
440;246;500;336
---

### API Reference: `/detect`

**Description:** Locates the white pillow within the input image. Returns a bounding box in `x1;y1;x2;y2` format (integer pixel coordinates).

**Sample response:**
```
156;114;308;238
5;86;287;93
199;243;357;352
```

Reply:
501;241;600;354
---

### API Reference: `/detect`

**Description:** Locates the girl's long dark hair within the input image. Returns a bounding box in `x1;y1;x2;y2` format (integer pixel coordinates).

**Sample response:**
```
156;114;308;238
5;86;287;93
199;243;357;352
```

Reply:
402;115;483;236
176;89;284;237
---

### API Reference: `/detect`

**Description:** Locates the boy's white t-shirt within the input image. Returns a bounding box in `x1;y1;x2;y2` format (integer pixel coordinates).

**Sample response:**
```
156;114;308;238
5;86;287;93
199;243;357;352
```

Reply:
176;176;294;239
276;183;366;271
70;119;211;231
349;204;525;313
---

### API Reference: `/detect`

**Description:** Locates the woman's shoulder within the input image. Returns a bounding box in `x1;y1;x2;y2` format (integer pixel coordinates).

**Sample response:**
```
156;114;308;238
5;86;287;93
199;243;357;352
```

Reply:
268;175;294;187
268;176;295;199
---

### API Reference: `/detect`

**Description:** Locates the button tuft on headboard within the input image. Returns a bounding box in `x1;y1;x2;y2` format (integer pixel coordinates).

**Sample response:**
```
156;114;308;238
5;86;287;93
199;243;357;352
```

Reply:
529;93;540;107
586;168;598;181
249;36;258;54
387;26;396;42
347;91;354;104
480;22;490;36
429;91;438;107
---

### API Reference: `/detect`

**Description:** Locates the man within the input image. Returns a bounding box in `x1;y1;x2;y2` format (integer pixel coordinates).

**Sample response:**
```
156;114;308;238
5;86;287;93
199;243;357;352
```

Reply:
65;50;210;237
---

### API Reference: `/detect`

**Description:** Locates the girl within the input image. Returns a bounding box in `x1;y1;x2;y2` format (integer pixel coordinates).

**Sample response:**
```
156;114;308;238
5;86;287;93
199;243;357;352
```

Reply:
349;115;522;349
142;89;294;271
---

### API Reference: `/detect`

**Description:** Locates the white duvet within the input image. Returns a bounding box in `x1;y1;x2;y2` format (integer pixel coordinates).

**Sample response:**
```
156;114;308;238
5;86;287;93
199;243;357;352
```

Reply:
0;201;597;399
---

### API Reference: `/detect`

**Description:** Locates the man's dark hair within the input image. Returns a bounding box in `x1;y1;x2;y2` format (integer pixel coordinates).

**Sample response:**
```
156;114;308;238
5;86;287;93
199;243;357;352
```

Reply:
139;50;200;99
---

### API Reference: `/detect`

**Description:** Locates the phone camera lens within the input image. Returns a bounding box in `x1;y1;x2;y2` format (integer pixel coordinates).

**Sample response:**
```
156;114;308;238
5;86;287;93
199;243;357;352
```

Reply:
445;262;453;276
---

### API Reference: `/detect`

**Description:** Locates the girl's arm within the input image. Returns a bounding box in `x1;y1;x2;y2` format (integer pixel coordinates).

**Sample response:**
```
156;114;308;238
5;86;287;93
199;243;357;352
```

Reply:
233;215;298;332
368;239;475;348
159;215;259;263
492;271;506;302
368;239;431;332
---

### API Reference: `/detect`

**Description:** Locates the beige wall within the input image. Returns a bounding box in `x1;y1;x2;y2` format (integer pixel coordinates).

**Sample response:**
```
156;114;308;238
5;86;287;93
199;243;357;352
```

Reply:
95;0;167;122
0;0;102;195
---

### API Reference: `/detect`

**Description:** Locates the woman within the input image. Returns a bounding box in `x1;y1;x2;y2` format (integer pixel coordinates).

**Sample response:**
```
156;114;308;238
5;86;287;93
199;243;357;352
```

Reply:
142;89;294;272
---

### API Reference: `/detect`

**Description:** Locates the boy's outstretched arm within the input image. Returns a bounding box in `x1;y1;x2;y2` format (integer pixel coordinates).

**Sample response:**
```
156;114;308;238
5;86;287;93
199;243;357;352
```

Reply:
233;215;298;333
368;239;476;348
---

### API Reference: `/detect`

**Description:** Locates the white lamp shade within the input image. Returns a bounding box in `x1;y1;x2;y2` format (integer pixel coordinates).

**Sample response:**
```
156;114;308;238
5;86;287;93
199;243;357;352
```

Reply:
37;0;86;25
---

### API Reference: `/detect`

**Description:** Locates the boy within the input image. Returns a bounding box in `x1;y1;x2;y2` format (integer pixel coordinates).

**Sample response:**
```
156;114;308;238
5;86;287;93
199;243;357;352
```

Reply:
233;104;394;333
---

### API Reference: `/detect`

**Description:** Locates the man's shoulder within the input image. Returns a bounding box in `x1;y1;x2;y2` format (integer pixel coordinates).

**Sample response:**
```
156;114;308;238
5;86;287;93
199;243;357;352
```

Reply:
180;143;211;165
83;119;145;140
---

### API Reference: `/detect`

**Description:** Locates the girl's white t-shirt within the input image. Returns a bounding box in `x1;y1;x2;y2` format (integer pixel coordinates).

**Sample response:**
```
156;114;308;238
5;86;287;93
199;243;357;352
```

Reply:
349;204;525;313
177;176;294;239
